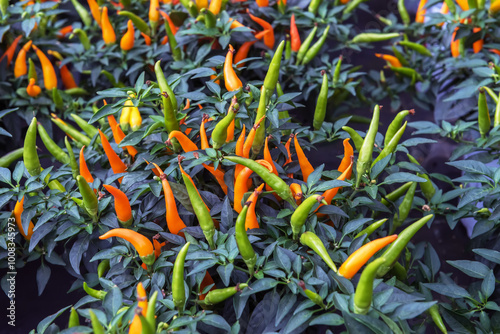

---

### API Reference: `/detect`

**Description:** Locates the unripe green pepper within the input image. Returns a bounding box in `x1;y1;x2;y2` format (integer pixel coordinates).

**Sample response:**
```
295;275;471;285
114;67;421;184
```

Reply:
371;121;407;167
381;182;413;207
350;33;400;44
300;231;338;273
0;148;24;168
308;0;322;14
51;116;91;147
398;41;432;57
298;281;326;309
65;137;79;179
204;283;248;305
301;25;330;65
356;105;380;187
172;242;190;314
69;0;92;27
342;126;363;151
354;218;387;239
211;96;239;149
235;204;257;276
71;29;91;50
97;259;110;278
28;58;37;81
353;257;385;314
384;109;414;146
391;181;417;233
478;87;491;138
263;40;285;95
76;175;98;221
89;310;105;334
164;18;181;61
277;82;291;135
313;71;329;131
296;26;318;66
118;11;151;35
71;113;99;141
332;55;342;86
83;282;107;300
397;0;410;26
38;123;70;164
428;304;448;334
68;307;80;328
407;154;436;201
291;195;327;239
24;117;42;176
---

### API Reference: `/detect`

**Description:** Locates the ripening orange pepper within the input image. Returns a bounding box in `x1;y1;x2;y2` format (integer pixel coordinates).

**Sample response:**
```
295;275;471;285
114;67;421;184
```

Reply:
60;64;78;89
58;25;73;38
451;27;460;58
152;163;187;235
168;130;199;152
149;0;160;25
26;78;42;97
99;129;127;178
224;45;243;92
227;120;235;143
316;159;353;215
375;53;402;68
245;183;264;230
103;184;133;225
284;135;293;177
243;115;265;158
200;114;211;149
293;135;314;182
199;271;216;300
208;0;222;15
289;183;303;201
99;228;155;264
129;282;149;332
247;10;274;49
141;32;152;45
473;27;483;54
87;0;102;26
196;0;208;9
79;146;94;183
255;0;268;7
14;40;32;78
32;45;58;90
13;196;35;240
101;7;116;45
338;138;353;173
290;14;301;52
234;31;267;68
229;18;245;29
415;0;427;23
202;163;228;194
0;35;22;66
234;124;246;179
107;115;138;158
234;160;272;213
338;234;398;279
456;0;469;10
120;20;135;51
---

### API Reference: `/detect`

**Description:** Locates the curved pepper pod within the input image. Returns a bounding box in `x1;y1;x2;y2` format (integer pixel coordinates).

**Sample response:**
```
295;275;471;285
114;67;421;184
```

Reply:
76;175;98;221
204;283;248;305
338;235;398;279
235;204;257;276
83;282;107;300
13;196;35;240
26;78;42;97
212;96;239;149
14;40;32;78
24;117;41;176
223;45;243;92
355;105;380;188
101;6;116;45
233;159;272;213
120;20;135;51
103;184;133;226
300;231;338;273
99;228;155;266
293;135;315;182
99;129;127;179
38;122;70;164
32;45;57;90
172;242;190;313
246;183;264;230
291;194;327;239
353;257;386;314
298;281;326;309
384;109;414;147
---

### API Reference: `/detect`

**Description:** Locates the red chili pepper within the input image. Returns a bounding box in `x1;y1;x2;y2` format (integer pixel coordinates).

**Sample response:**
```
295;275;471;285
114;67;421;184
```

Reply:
290;14;301;52
0;35;22;66
58;25;74;38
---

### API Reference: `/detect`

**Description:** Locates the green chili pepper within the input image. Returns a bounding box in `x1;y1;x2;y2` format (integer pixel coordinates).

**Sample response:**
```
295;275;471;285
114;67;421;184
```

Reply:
468;0;477;9
28;58;37;80
355;105;380;188
444;0;456;14
390;261;407;281
0;148;24;168
308;0;322;14
332;56;342;86
235;204;257;275
376;15;392;26
51;88;64;110
350;32;400;44
298;281;326;309
24;117;42;176
118;11;151;35
224;155;297;207
43;170;66;193
68;307;79;328
398;41;432;57
354;218;387;240
381;182;413;207
384;109;413;146
371;121;407;167
391;46;409;67
97;259;110;278
212;97;239;149
69;0;92;27
51;118;92;147
76;175;98;221
477;0;484;9
341;126;363;151
65;88;89;96
353;257;385;314
344;0;368;14
164;18;181;61
277;82;291;135
263;40;285;95
301;25;330;65
70;114;100;142
146;291;158;329
428;304;448;334
70;28;90;50
389;66;423;81
179;0;198;16
201;8;216;28
65;137;79;179
300;231;338;273
83;282;107;300
291;195;327;239
180;162;215;249
155;60;179;128
0;0;7;17
38;123;69;164
377;214;434;277
397;0;410;26
407;154;435;201
296;26;318;66
285;35;292;60
313;71;328;131
89;310;105;334
391;181;417;233
483;86;498;104
204;283;248;305
172;242;190;314
478;87;491;138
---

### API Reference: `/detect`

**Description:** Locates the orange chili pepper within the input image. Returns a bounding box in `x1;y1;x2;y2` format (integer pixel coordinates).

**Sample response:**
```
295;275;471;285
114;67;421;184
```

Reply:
491;49;500;56
26;78;42;97
224;44;243;92
290;14;301;52
440;2;449;14
338;234;398;279
256;0;268;6
129;282;149;334
210;67;220;85
202;163;228;194
103;184;133;225
57;25;73;38
168;130;198;152
141;32;152;45
14;40;32;78
107;115;138;158
79;147;94;183
160;10;179;34
245;183;264;230
13;196;35;240
32;45;58;90
375;53;402;68
247;10;274;49
229;18;245;29
451;27;460;58
46;50;77;89
196;0;208;9
101;7;116;45
415;0;427;23
316;158;353;215
0;35;22;66
455;0;468;10
234;40;257;68
208;0;222;15
152;162;187;235
234;160;272;213
120;20;135;51
153;239;165;259
234;124;246;179
243;115;265;158
87;0;102;26
473;27;483;54
284;135;293;177
226;119;235;142
293;135;314;182
289;183;303;201
338;138;353;173
200;114;211;149
99;228;155;265
99;129;127;178
199;271;216;300
149;0;160;25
